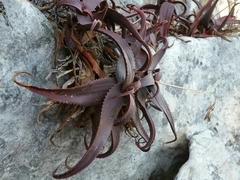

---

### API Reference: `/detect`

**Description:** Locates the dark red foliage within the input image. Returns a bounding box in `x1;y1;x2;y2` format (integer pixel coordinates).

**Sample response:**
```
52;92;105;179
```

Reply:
14;0;239;179
171;0;240;38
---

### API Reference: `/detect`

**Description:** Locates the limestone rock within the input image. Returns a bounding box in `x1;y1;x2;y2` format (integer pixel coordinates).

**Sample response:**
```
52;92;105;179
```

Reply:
0;0;55;179
175;130;240;180
158;36;240;180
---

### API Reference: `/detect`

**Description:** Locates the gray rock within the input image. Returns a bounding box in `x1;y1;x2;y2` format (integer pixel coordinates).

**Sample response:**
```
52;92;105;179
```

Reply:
0;0;55;179
158;36;240;180
175;130;240;180
1;0;240;180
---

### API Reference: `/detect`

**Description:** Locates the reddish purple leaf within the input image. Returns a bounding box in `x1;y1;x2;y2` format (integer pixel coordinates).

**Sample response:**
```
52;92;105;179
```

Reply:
53;83;126;178
14;72;116;106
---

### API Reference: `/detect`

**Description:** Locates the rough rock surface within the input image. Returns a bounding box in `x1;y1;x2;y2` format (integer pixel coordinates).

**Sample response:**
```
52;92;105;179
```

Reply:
0;1;55;179
175;130;240;180
1;0;240;180
157;36;240;180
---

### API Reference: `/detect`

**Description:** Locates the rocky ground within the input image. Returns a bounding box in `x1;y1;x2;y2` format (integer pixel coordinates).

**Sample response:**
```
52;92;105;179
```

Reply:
0;0;240;180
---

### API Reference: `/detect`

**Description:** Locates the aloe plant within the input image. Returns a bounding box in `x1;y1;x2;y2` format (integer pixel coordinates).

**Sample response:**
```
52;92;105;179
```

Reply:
14;0;239;178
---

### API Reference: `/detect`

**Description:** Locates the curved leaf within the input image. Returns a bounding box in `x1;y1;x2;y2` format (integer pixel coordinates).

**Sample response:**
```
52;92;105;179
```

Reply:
150;37;168;70
14;72;116;106
149;85;177;143
106;8;152;72
136;88;156;151
216;3;240;30
97;126;121;158
159;2;175;37
53;83;126;178
97;28;135;89
199;0;219;28
55;0;103;13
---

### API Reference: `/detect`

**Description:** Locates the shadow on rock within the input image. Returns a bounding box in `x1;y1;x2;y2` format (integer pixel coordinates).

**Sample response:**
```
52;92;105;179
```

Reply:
148;139;189;180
